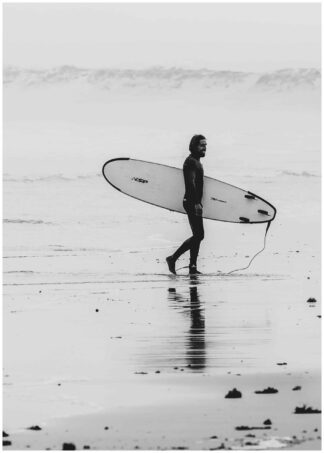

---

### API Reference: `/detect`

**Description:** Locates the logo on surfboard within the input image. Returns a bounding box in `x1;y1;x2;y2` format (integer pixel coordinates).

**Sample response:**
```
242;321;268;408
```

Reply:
132;177;149;184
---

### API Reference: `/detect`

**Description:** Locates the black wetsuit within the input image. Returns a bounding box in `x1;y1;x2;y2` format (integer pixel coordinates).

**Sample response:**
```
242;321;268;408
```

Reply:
173;154;204;266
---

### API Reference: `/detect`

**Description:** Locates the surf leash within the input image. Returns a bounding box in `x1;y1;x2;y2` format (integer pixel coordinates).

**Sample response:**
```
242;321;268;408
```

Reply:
226;221;272;275
175;220;272;275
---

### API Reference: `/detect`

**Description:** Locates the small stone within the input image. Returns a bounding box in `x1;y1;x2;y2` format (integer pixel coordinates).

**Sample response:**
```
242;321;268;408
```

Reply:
225;388;242;398
294;405;321;414
210;435;218;439
307;298;317;303
62;443;76;450
104;426;109;430
292;386;301;391
83;447;90;450
263;419;272;425
3;432;9;438
155;370;161;374
277;362;287;366
3;440;11;446
255;387;278;394
95;309;99;312
27;425;42;431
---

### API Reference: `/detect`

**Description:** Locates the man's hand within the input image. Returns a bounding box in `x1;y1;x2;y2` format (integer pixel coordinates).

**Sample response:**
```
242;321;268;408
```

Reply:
194;203;203;216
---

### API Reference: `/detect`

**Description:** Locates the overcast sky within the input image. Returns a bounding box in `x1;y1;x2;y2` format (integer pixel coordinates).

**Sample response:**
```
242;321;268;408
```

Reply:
3;2;321;71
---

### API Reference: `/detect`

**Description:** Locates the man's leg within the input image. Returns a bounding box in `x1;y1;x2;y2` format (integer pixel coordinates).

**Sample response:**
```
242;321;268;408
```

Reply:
187;212;204;268
166;210;204;274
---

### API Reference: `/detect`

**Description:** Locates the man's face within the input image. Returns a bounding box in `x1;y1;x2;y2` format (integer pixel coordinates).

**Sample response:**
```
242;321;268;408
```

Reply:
197;139;207;158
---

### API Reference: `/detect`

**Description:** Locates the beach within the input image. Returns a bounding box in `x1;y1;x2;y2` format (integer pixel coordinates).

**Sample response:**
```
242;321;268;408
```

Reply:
3;67;321;450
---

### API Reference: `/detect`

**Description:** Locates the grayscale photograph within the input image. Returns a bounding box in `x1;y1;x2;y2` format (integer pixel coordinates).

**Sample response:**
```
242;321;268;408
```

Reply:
3;2;321;450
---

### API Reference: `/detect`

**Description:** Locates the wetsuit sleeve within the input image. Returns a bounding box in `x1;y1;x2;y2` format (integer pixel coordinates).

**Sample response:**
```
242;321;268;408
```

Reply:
183;162;201;204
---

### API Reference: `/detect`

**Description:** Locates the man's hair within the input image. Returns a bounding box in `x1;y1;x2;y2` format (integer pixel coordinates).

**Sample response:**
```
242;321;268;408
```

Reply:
189;134;206;153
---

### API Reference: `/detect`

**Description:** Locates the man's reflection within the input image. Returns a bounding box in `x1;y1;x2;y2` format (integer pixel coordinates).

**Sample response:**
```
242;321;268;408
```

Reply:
168;280;206;370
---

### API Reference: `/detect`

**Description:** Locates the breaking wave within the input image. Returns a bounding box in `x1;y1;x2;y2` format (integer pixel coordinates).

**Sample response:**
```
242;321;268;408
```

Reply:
4;219;53;225
280;170;320;178
3;66;321;92
3;173;101;183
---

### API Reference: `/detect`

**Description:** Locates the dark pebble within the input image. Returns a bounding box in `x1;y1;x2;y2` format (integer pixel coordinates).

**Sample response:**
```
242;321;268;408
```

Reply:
3;432;9;438
263;419;272;425
3;440;11;446
307;298;317;303
225;388;242;398
277;362;287;366
95;309;99;312
210;435;218;439
292;386;302;391
255;387;278;394
235;425;271;431
168;288;176;293
83;447;90;450
294;405;321;414
155;370;161;374
27;425;42;431
62;443;76;450
104;426;109;430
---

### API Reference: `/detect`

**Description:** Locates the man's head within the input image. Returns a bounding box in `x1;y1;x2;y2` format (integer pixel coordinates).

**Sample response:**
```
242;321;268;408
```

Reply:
189;134;207;158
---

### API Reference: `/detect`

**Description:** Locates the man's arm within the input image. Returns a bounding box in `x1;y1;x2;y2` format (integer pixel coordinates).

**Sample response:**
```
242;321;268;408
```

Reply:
184;165;203;215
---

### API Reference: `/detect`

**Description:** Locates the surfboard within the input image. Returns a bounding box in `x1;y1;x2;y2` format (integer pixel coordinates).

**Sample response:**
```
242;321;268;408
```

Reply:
102;158;276;224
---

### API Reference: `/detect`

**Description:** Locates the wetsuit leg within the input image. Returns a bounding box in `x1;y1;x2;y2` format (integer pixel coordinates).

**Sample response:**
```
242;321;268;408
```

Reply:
187;210;204;266
172;203;204;264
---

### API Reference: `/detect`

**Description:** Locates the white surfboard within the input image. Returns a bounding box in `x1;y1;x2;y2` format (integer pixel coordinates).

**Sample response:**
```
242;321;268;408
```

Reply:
102;158;276;224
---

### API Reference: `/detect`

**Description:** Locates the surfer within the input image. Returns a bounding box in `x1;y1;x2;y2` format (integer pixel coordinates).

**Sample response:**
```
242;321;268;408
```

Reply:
166;135;206;275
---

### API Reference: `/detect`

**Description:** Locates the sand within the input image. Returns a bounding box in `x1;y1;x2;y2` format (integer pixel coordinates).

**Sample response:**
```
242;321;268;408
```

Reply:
3;67;321;450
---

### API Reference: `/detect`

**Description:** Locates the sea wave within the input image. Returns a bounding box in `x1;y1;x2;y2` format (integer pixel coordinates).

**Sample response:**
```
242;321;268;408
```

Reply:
3;219;53;225
3;66;321;92
280;170;320;178
3;173;101;183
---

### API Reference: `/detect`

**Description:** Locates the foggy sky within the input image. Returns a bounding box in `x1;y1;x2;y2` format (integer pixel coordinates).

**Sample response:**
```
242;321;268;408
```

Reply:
3;2;321;71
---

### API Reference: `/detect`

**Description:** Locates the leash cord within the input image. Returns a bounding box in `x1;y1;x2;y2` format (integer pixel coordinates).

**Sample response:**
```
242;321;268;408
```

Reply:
175;221;272;274
226;221;272;275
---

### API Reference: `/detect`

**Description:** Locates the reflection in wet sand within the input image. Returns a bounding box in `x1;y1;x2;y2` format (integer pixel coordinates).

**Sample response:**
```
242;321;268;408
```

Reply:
168;278;206;370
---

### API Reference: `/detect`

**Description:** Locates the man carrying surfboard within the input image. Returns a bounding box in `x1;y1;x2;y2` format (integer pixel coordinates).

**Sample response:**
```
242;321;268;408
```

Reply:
166;135;207;275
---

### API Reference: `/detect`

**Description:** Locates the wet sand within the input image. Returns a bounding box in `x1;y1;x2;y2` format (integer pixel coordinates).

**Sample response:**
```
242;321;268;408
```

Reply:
3;243;321;450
